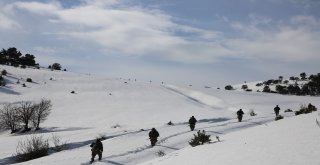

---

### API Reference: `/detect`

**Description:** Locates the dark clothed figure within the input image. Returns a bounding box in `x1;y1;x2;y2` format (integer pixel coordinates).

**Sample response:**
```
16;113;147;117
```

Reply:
188;116;197;131
237;109;244;122
149;128;159;146
90;139;103;163
274;105;280;117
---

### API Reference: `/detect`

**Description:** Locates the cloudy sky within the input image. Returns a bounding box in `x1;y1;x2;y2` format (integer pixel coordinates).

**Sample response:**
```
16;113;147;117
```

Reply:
1;0;320;87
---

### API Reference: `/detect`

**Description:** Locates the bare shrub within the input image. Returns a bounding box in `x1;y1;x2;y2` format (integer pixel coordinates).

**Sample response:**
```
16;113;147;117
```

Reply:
249;109;257;116
275;115;284;121
15;135;49;162
156;150;166;157
295;103;317;115
26;78;32;82
32;99;52;130
51;134;68;152
16;101;34;132
0;104;20;133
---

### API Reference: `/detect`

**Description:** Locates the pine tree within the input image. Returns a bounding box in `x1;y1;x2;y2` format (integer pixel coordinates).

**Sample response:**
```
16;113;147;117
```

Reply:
189;130;211;147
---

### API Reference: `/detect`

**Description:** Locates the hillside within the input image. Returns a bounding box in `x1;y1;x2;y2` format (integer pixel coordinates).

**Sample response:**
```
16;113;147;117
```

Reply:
141;112;320;165
0;65;319;165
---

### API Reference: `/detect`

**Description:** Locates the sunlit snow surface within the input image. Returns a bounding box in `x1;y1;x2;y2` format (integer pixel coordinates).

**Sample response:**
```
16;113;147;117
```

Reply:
0;65;319;165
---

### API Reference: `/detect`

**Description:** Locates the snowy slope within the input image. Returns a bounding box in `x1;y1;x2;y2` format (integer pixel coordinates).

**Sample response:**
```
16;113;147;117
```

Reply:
1;65;319;165
141;112;320;165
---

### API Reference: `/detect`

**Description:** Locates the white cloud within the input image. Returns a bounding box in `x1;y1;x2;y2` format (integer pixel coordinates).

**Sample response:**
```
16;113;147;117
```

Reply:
0;13;20;30
0;2;20;30
12;1;229;64
13;1;61;15
226;14;320;62
4;1;320;65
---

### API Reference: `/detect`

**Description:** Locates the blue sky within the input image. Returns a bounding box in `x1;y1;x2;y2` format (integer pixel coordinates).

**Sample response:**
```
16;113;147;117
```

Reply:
0;0;320;87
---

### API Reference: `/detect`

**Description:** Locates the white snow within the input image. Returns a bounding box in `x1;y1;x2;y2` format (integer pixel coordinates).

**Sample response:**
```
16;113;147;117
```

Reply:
1;65;319;165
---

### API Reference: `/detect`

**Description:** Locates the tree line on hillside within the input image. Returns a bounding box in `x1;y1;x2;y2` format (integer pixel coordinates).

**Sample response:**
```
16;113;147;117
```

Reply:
225;72;320;96
0;47;38;68
0;47;63;70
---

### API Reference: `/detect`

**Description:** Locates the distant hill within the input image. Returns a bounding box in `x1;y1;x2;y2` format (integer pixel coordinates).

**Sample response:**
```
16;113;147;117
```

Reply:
226;72;320;96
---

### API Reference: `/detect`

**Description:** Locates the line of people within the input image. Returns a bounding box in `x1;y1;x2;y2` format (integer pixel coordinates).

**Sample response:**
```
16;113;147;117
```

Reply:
236;105;281;122
90;105;281;163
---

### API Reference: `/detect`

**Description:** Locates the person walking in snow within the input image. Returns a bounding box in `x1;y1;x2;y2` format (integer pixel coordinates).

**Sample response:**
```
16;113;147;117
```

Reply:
90;138;103;164
149;128;159;147
274;105;280;117
188;116;197;131
237;109;244;122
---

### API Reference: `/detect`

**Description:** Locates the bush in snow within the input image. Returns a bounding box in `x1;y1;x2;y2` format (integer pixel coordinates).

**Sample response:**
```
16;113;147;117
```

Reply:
167;121;174;125
276;85;288;95
0;75;5;86
225;85;233;90
111;124;121;128
295;103;317;115
15;135;50;162
249;109;257;116
263;86;271;93
26;78;32;82
241;84;248;90
156;150;166;157
51;63;61;70
256;83;263;87
189;130;211;147
1;69;7;75
22;83;26;87
275;115;284;121
308;103;317;112
51;134;68;152
284;109;293;113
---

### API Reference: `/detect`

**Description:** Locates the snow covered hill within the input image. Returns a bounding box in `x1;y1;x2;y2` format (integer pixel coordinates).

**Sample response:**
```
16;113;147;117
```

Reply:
141;112;320;165
0;65;319;165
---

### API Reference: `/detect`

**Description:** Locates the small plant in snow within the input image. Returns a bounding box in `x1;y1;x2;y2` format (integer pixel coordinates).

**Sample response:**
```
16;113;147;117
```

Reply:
189;130;211;147
295;103;317;115
1;69;7;75
26;78;32;82
216;136;220;142
225;85;234;90
51;134;68;152
15;135;50;162
156;150;166;157
167;121;174;125
111;124;121;128
275;115;284;121
249;109;257;116
284;109;293;113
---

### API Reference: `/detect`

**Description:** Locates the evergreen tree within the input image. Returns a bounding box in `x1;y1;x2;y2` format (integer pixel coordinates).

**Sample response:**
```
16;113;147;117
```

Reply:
51;63;61;70
263;86;271;93
189;130;211;147
300;72;307;80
